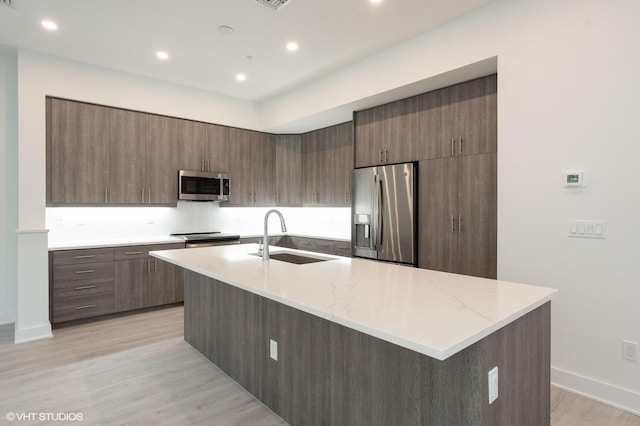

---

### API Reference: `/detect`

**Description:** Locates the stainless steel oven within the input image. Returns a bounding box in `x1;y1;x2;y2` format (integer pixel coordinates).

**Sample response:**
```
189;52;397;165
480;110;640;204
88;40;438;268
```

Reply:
171;232;240;248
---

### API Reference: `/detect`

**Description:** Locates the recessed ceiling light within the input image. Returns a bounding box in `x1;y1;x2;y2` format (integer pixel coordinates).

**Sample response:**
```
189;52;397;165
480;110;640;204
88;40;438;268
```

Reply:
41;20;58;31
236;73;246;82
156;51;169;60
218;25;234;34
286;42;299;52
369;0;382;4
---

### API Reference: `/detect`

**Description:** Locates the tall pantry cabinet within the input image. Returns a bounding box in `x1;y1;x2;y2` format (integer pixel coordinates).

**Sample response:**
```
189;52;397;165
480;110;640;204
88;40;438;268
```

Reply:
417;75;497;279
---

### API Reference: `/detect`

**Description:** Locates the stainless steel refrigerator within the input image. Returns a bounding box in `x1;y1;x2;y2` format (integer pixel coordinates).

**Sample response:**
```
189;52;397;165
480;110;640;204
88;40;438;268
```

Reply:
352;162;417;266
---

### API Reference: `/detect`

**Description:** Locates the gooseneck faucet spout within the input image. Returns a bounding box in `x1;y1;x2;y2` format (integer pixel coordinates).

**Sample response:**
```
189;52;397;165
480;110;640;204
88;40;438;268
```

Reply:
263;209;287;261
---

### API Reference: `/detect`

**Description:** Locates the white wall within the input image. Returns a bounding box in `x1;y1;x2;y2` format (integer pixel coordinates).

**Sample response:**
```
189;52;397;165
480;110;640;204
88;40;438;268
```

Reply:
261;0;640;414
0;47;18;325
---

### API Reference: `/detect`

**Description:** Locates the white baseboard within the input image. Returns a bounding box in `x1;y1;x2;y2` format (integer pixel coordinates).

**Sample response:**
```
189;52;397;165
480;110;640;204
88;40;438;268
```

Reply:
551;367;640;416
14;323;52;344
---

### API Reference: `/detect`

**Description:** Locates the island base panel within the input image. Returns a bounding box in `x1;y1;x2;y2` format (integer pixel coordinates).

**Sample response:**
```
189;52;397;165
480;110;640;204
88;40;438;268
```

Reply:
184;271;550;426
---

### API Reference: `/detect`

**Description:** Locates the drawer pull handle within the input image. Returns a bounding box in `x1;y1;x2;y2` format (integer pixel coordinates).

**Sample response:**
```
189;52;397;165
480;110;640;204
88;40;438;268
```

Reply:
75;270;96;274
125;251;143;255
74;304;96;310
75;285;96;290
74;255;96;259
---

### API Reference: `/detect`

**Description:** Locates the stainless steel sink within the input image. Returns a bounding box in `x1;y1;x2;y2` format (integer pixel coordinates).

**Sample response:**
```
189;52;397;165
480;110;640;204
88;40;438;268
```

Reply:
250;251;332;265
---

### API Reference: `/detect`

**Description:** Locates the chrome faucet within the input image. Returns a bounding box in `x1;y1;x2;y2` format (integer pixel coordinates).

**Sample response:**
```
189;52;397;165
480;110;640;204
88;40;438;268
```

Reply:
262;209;287;260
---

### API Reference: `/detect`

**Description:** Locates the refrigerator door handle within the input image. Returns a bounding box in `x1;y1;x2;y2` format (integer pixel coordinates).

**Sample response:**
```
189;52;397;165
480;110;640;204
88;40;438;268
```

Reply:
377;177;383;249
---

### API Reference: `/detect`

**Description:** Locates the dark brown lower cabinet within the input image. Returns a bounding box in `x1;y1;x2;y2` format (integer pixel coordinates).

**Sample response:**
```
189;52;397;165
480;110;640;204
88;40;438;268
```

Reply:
419;152;497;278
185;271;550;426
50;243;184;323
114;244;184;313
277;235;351;257
50;248;115;323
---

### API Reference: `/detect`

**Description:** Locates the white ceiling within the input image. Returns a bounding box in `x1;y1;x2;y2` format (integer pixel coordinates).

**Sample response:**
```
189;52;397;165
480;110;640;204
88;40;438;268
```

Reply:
0;0;495;102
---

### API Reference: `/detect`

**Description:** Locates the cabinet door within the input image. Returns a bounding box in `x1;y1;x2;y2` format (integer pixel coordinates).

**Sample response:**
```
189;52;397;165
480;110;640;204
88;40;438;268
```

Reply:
354;106;384;168
109;109;146;203
303;128;333;205
456;153;497;279
177;119;206;172
382;97;418;164
453;75;497;156
417;87;451;160
275;134;302;206
146;244;185;306
252;132;276;205
354;99;417;167
204;123;230;173
330;122;353;206
229;128;275;205
418;158;458;273
418;75;497;160
228;128;254;205
146;258;176;306
145;115;178;205
47;98;110;204
114;259;146;312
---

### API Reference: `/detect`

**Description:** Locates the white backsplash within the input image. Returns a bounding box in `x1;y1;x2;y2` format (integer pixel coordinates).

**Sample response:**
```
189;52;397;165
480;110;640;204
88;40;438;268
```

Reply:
46;202;351;245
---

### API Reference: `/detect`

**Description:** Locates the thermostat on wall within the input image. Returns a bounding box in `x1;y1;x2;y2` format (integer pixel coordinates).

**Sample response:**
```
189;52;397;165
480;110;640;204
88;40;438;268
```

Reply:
562;171;586;188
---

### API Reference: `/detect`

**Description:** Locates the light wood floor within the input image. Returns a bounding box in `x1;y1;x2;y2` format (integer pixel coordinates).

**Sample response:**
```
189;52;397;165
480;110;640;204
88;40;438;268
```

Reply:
0;306;638;426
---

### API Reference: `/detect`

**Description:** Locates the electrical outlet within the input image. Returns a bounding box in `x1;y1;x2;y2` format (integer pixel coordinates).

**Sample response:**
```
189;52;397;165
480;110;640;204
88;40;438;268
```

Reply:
270;339;278;361
622;340;638;362
488;367;499;404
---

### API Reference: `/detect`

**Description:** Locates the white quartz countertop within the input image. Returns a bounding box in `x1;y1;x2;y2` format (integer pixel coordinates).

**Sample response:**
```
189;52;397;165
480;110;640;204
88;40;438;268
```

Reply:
48;236;185;251
150;243;557;361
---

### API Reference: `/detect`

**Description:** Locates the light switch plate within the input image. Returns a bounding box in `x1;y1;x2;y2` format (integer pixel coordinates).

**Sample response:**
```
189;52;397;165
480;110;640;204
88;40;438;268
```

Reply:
568;220;606;239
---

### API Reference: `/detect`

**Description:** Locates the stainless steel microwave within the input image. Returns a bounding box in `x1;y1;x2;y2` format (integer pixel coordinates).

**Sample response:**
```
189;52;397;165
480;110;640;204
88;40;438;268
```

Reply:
178;170;230;202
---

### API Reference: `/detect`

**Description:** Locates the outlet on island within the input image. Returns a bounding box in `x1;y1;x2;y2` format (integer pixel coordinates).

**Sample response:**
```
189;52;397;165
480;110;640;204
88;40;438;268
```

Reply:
270;339;278;361
488;366;499;404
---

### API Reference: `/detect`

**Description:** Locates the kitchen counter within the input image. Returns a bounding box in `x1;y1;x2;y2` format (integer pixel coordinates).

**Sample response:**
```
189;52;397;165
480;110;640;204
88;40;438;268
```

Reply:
48;236;185;251
151;243;556;360
48;233;350;251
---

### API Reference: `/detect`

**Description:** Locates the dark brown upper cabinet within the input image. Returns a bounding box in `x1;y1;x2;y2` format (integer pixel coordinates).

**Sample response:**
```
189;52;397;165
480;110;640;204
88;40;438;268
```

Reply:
354;97;418;168
275;134;302;206
178;119;230;174
302;122;353;206
47;98;110;205
418;74;497;160
228;128;276;206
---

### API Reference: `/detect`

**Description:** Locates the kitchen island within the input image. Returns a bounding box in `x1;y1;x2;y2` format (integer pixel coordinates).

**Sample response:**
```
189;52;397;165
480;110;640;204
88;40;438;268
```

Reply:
151;244;557;425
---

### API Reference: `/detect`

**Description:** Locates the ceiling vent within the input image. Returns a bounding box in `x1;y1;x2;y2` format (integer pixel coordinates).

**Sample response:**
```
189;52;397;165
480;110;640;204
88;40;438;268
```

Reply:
255;0;291;12
1;0;15;8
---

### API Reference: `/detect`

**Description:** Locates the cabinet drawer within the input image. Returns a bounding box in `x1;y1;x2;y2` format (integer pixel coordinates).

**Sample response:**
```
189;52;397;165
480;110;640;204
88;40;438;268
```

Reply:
115;245;152;260
52;248;115;266
52;293;115;323
53;262;114;282
52;279;114;300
